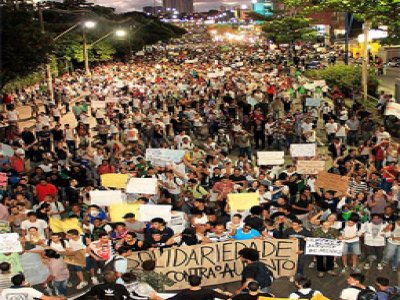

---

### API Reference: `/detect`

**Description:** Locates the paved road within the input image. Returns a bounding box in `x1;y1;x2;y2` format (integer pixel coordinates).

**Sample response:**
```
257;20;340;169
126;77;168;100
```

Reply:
379;67;400;95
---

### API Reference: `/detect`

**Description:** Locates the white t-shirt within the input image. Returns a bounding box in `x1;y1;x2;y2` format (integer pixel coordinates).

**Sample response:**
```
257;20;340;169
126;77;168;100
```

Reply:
340;286;375;300
21;219;48;236
2;286;43;300
289;289;322;299
341;224;360;243
325;122;338;134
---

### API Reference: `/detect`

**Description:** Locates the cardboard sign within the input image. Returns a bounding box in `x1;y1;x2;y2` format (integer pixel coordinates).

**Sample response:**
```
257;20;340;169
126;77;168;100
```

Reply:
109;203;140;222
296;161;325;174
384;102;400;119
49;217;83;234
305;98;321;107
0;173;7;186
306;238;343;256
64;249;87;266
223;67;232;72
315;171;349;193
126;178;158;194
228;193;259;210
101;173;129;189
290;144;316;157
257;151;285;166
128;239;298;290
138;204;172;222
90;190;123;206
0;233;22;253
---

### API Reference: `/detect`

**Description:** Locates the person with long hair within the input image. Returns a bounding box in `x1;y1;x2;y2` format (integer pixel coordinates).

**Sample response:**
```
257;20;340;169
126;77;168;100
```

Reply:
44;249;70;296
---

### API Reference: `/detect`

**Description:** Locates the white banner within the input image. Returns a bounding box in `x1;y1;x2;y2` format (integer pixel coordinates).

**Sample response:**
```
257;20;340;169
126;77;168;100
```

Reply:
257;151;285;165
384;102;400;119
126;178;158;194
0;233;22;253
145;149;185;165
138;204;172;222
105;97;119;103
90;190;123;206
290;144;316;157
305;238;343;256
91;101;106;109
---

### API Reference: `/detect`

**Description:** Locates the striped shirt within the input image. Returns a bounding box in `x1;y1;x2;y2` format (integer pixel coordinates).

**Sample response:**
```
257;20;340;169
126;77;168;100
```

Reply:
348;179;368;194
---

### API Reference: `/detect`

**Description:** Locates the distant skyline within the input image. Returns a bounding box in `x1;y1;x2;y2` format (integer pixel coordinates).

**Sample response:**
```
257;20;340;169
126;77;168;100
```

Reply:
91;0;253;12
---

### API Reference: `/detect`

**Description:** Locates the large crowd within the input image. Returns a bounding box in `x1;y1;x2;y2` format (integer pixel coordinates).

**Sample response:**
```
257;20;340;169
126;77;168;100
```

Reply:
0;31;399;300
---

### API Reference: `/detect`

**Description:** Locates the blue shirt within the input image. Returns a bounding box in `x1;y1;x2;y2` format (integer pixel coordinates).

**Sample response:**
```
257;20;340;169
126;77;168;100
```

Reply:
233;228;260;240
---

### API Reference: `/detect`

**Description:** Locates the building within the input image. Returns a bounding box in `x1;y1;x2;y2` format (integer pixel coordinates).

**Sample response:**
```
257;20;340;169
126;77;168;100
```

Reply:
252;0;273;16
163;0;194;15
143;6;164;14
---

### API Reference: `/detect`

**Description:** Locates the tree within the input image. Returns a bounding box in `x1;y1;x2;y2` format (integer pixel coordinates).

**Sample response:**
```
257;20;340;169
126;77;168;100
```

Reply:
262;16;317;46
0;8;55;91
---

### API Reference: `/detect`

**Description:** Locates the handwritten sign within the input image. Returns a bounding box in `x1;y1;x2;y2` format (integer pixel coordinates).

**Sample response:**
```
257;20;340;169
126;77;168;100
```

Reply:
109;203;140;222
306;238;343;256
228;193;259;210
90;190;123;206
315;171;349;194
0;173;7;186
101;173;129;189
64;249;87;266
306;98;321;107
0;233;22;253
384;102;400;119
138;204;172;222
290;144;316;157
296;161;325;174
128;239;298;290
126;178;158;194
257;151;285;166
145;149;185;165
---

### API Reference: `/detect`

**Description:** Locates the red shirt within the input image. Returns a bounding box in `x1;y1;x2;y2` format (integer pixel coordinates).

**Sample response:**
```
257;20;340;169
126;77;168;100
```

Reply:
10;156;25;173
35;183;58;202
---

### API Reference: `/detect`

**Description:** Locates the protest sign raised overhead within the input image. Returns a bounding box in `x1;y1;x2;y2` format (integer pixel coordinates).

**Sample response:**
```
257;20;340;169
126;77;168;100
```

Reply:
0;233;22;253
305;238;343;256
90;190;124;206
128;239;298;290
296;161;325;174
290;144;316;157
49;217;83;234
228;193;259;210
109;203;140;222
91;101;106;109
145;149;185;166
101;173;129;189
257;151;285;166
384;102;400;119
138;204;172;222
126;178;158;194
315;171;349;194
305;98;321;107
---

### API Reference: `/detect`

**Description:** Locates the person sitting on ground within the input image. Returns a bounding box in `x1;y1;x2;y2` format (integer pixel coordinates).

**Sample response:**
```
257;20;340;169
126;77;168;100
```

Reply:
165;275;231;300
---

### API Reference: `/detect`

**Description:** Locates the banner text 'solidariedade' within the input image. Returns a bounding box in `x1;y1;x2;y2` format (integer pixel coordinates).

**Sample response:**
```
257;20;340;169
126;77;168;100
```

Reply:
127;239;299;290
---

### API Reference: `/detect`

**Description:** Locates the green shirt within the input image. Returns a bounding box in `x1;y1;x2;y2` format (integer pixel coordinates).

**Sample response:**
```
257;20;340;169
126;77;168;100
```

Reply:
312;227;340;239
138;271;175;292
0;253;23;274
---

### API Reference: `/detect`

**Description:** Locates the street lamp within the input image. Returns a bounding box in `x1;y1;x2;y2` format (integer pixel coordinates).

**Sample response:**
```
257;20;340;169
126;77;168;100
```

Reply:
115;29;127;37
84;21;97;29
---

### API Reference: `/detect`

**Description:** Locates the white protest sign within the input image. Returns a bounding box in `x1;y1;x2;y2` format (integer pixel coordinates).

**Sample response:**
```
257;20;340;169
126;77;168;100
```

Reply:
138;204;172;222
305;238;343;256
304;83;315;90
257;151;285;165
105;97;119;103
223;67;232;72
146;149;185;164
126;178;158;194
296;160;325;174
91;101;106;109
90;190;123;206
0;233;22;253
290;144;316;157
185;58;198;64
215;70;225;77
236;62;244;67
306;98;321;107
384;102;400;119
207;73;218;79
314;80;326;87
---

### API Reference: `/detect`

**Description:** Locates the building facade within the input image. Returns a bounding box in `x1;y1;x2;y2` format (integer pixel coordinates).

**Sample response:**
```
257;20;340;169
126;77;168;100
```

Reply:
163;0;194;14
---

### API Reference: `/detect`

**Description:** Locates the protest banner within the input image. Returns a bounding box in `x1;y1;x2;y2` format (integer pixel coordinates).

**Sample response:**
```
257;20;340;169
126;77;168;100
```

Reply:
64;250;87;266
91;101;106;109
290;144;316;157
228;193;259;210
128;239;298;290
306;238;344;256
0;173;7;186
145;149;185;165
109;203;140;222
315;171;349;194
20;253;50;285
257;151;285;166
49;217;83;234
0;233;22;253
126;178;158;194
296;161;325;174
105;97;119;103
138;204;172;222
101;173;129;189
305;98;321;107
384;102;400;119
90;190;123;206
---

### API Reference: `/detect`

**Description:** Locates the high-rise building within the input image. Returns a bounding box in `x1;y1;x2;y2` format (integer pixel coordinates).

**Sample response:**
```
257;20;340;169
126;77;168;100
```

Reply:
252;0;273;16
163;0;194;15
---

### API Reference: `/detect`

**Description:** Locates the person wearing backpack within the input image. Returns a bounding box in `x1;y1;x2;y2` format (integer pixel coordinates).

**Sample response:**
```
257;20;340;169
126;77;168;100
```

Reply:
339;273;377;300
234;248;273;295
375;277;400;300
103;246;132;284
289;276;324;299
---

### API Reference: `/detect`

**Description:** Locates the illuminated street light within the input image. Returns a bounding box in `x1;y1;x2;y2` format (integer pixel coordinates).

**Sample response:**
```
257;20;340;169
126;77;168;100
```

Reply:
115;29;127;37
84;20;96;28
